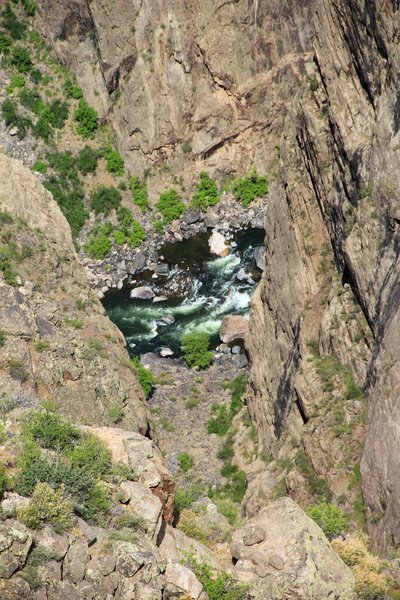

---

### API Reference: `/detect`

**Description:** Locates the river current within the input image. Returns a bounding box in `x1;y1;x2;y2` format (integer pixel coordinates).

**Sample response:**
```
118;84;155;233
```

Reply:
103;229;264;356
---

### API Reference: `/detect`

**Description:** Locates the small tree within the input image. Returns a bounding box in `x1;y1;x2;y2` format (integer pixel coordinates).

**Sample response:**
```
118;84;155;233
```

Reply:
18;482;74;532
306;501;348;539
106;149;124;176
129;176;150;213
182;332;213;369
74;99;98;139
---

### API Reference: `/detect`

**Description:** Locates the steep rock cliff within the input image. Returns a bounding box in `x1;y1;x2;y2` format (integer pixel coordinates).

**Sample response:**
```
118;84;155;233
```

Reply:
0;153;148;433
247;0;400;553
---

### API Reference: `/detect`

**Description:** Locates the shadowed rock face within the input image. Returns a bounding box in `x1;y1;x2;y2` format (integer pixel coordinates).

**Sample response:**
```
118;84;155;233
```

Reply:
0;154;148;433
35;0;315;192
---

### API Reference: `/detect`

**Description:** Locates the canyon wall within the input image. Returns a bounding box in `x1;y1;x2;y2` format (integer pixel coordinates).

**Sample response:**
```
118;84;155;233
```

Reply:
32;0;400;551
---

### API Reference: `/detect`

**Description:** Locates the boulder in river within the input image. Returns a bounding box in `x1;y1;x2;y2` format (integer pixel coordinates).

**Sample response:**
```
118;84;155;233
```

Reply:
160;347;174;357
153;295;168;303
155;263;169;276
130;286;155;300
209;231;230;256
219;315;249;343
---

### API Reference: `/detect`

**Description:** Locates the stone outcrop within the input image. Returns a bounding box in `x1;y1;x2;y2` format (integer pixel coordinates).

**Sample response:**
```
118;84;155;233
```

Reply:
232;497;356;599
0;154;147;432
208;231;229;257
219;315;249;344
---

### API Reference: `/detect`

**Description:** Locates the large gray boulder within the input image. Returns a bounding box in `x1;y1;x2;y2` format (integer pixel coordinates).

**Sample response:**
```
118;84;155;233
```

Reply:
231;497;356;599
130;286;155;300
219;315;249;344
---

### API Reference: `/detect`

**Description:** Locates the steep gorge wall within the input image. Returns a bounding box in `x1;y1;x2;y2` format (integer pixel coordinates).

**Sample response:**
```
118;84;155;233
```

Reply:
30;0;400;552
247;0;400;552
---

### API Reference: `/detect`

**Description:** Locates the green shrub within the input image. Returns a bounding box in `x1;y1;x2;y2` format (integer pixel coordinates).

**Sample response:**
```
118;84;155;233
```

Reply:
174;485;203;513
2;98;31;138
90;185;121;215
131;358;154;398
106;149;124;176
2;5;26;39
22;0;36;16
127;220;146;247
152;216;164;234
47;99;69;129
108;403;124;423
156;189;185;223
207;404;230;436
67;433;112;478
182;332;213;369
178;453;193;472
85;234;111;259
76;146;98;175
118;180;127;191
23;408;81;451
7;73;26;93
191;172;219;211
11;46;32;73
231;169;268;207
306;501;348;539
32;160;47;173
113;230;126;245
0;329;6;347
129;176;150;213
117;206;134;227
18;482;74;532
74;99;98;138
63;80;83;99
0;33;12;53
185;556;249;600
19;88;43;114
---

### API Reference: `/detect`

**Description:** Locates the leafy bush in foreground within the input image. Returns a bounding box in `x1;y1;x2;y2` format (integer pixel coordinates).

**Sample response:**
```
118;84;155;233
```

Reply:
182;332;213;369
131;358;154;398
18;482;74;532
106;149;124;176
85;234;111;259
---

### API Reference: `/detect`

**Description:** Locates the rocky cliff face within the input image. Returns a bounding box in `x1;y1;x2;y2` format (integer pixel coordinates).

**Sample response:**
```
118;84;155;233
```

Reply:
35;0;315;194
0;153;148;433
246;0;400;553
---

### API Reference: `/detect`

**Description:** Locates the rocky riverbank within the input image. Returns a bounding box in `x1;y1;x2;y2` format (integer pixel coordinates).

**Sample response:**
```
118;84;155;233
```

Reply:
79;194;267;298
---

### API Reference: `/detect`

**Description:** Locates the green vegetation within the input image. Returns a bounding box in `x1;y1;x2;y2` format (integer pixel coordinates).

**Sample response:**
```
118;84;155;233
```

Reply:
191;172;219;211
15;407;112;524
76;146;98;175
231;169;268;207
207;375;246;435
84;233;112;259
296;449;331;500
178;452;193;472
0;462;7;499
0;329;6;347
44;151;86;236
182;332;213;369
128;220;146;247
74;98;98;138
32;160;47;173
0;243;19;285
18;482;74;532
1;97;31;138
11;45;32;73
2;5;26;40
131;357;154;398
156;189;185;223
22;0;36;16
63;79;83;100
108;403;124;423
129;176;150;213
185;556;249;600
306;501;348;539
106;148;124;176
90;185;121;215
8;359;28;382
174;484;204;514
